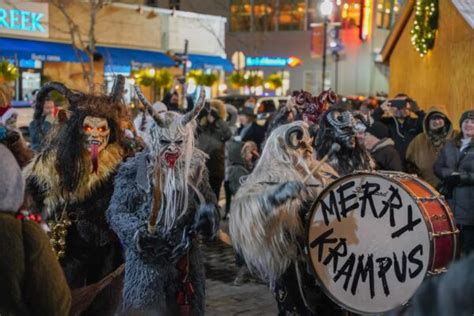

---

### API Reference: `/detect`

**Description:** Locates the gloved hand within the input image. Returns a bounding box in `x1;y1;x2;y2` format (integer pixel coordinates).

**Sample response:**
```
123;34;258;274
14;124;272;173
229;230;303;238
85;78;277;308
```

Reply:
134;228;170;261
445;173;461;187
270;181;305;206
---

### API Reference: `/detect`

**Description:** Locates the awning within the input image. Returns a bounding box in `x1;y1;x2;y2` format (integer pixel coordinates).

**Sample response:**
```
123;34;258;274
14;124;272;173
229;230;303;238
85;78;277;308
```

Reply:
97;46;175;69
188;54;233;72
0;37;86;62
0;38;176;68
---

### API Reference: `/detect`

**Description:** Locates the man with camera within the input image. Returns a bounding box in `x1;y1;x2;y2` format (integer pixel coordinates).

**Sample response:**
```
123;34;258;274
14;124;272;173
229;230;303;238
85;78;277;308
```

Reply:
374;94;424;168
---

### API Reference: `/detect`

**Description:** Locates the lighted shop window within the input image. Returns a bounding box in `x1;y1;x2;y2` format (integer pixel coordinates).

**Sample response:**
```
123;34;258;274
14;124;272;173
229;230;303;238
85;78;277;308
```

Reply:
253;0;277;32
278;0;305;31
230;0;252;32
339;1;362;29
376;0;405;29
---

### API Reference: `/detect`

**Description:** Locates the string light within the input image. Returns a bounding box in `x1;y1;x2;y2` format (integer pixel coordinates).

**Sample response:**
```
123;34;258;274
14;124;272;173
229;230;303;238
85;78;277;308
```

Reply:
410;0;438;57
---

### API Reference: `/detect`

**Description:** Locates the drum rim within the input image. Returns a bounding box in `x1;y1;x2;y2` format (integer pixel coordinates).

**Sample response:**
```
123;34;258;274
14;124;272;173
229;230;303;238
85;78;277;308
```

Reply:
304;171;432;314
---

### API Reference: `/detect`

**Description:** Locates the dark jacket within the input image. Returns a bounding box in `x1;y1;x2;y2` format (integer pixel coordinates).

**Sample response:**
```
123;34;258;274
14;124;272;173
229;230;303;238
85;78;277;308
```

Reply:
28;118;52;152
370;138;403;171
375;109;423;164
434;137;474;226
237;122;266;150
197;104;233;180
0;213;71;316
226;140;249;195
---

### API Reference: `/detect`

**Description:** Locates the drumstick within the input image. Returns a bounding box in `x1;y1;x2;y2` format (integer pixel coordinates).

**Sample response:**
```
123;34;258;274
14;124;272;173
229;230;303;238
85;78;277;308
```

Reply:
304;143;341;182
148;169;162;234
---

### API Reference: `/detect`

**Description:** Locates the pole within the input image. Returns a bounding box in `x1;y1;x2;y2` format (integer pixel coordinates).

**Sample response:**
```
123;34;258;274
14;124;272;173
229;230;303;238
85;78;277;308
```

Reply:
180;39;189;109
335;52;339;93
322;16;328;91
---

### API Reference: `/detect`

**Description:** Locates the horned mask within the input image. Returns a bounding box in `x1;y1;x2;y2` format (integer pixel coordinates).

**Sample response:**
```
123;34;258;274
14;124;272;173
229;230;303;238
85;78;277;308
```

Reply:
134;85;208;169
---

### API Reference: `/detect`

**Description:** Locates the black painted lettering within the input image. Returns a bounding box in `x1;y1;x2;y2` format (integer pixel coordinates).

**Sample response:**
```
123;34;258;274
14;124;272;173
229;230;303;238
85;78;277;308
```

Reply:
323;238;348;274
309;228;337;262
376;257;393;296
393;251;407;282
351;254;375;298
408;244;424;278
320;191;341;225
391;205;422;238
359;182;380;218
379;186;403;226
337;181;359;218
334;253;356;292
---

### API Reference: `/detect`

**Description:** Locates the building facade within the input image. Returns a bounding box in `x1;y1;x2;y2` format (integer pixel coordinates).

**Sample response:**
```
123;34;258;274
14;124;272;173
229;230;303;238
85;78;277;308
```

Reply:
144;0;405;97
0;0;231;102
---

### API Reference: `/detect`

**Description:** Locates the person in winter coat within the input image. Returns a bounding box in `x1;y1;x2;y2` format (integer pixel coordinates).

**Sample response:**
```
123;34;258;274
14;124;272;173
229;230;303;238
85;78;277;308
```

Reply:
0;144;71;315
374;96;423;166
434;110;474;256
236;106;266;149
354;114;403;171
197;99;233;199
223;103;240;218
406;105;457;187
29;97;55;152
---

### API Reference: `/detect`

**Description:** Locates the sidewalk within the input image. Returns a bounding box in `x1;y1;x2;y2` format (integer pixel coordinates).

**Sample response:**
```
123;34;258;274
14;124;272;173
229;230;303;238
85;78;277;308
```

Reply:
203;211;277;315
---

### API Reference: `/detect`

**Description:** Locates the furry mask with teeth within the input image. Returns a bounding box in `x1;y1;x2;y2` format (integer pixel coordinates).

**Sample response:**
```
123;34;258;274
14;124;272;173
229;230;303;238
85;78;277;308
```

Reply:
83;116;110;173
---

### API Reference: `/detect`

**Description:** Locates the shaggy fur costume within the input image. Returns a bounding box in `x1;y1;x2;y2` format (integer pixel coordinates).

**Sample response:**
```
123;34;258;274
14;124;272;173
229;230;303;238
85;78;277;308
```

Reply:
23;78;131;315
107;148;216;315
230;121;339;314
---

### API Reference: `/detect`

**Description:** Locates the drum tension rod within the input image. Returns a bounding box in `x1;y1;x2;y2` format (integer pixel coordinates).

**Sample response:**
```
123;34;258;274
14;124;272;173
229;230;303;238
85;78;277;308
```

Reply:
430;229;460;238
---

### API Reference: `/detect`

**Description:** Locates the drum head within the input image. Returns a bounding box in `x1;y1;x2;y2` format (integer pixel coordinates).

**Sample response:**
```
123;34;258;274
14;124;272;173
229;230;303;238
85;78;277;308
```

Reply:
307;173;430;314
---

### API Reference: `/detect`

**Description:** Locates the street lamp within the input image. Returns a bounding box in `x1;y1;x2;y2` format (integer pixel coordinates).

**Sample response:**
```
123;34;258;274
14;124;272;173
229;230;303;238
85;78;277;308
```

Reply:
320;0;333;90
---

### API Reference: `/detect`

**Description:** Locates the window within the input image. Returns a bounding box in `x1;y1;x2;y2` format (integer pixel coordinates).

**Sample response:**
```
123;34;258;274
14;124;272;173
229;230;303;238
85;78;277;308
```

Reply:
376;0;405;29
339;1;362;29
230;0;252;32
278;0;305;31
230;0;306;32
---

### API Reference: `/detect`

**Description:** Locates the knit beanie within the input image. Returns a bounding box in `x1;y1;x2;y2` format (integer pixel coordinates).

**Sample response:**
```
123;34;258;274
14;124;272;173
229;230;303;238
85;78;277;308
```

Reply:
459;110;474;127
366;121;390;140
0;144;25;212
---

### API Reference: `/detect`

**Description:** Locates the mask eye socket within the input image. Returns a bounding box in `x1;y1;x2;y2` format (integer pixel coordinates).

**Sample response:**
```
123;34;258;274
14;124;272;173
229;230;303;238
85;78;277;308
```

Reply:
97;126;107;133
175;140;183;145
160;139;171;145
83;125;93;132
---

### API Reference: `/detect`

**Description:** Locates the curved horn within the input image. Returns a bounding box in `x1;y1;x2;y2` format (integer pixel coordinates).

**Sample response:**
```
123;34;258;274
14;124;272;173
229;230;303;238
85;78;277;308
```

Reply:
134;85;164;127
34;82;81;120
180;87;207;126
285;125;305;150
110;75;125;103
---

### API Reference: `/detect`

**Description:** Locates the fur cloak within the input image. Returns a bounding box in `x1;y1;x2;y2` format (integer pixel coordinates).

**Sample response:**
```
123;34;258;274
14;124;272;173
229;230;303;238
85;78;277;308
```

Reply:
107;148;216;315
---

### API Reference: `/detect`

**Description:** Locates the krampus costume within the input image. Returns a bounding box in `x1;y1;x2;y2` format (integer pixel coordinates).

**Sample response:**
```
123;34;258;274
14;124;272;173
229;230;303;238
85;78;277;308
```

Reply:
230;121;341;315
266;89;336;137
107;87;219;315
23;76;131;315
315;106;374;175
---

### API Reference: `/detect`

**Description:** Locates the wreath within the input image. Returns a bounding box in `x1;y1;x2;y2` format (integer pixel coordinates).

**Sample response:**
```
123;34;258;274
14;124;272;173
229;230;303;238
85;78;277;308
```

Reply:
410;0;439;57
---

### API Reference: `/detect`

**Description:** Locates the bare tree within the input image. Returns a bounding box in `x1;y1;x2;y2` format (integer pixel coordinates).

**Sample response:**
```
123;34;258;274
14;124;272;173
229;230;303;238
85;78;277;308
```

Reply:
48;0;106;92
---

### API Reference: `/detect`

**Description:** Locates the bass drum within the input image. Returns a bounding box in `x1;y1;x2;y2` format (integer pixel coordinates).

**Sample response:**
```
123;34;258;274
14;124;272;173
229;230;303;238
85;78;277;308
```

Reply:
305;171;458;314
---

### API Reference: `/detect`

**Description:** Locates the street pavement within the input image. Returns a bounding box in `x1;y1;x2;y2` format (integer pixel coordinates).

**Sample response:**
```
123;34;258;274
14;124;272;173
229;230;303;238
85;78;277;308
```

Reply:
202;217;277;315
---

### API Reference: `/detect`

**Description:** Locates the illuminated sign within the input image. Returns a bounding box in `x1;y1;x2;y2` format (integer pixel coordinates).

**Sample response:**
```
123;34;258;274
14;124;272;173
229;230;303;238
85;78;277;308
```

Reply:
0;1;48;37
246;56;302;68
360;0;372;41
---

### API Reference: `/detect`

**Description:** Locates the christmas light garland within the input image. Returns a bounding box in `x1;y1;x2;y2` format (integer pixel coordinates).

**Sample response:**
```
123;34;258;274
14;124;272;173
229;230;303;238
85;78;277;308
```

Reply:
410;0;438;57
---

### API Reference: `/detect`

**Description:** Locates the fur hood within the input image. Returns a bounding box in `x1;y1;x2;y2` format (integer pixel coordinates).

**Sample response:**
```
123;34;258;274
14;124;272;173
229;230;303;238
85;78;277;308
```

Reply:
23;143;124;214
423;105;454;136
0;145;24;213
210;99;227;120
371;137;395;153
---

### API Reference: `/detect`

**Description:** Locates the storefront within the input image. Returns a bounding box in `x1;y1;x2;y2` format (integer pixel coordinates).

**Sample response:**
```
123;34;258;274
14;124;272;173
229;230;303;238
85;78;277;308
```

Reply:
1;1;233;104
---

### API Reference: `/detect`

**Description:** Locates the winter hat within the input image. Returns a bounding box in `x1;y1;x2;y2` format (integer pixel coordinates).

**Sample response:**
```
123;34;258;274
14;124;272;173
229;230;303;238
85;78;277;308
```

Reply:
0;105;17;126
459;110;474;127
366;121;390;140
239;106;256;118
0;144;25;212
